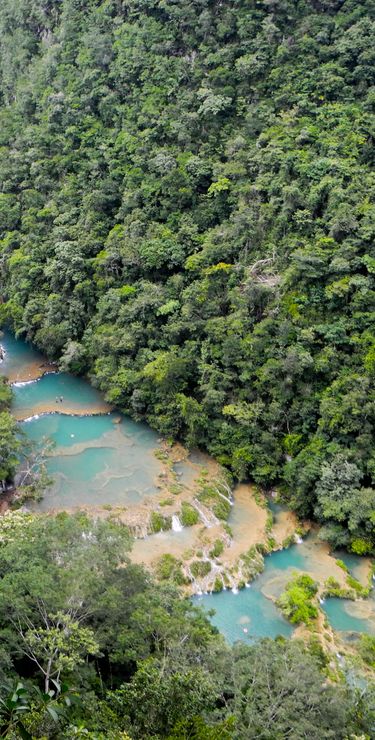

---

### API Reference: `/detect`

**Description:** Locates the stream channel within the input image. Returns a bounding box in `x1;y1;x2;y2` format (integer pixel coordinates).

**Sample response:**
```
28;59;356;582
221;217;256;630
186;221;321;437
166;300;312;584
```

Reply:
1;329;375;644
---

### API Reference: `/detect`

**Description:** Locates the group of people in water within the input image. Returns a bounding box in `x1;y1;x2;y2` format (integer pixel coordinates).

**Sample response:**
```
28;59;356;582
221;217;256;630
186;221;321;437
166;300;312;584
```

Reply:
55;396;64;403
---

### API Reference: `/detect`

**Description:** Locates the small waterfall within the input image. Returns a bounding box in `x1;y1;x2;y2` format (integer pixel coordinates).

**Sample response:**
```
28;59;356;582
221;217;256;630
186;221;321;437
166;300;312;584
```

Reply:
192;499;219;528
213;478;234;506
295;534;303;544
216;490;234;506
172;514;183;532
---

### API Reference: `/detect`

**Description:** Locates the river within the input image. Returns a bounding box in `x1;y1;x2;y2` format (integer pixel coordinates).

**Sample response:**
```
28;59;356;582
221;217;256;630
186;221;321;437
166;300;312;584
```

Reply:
1;329;374;643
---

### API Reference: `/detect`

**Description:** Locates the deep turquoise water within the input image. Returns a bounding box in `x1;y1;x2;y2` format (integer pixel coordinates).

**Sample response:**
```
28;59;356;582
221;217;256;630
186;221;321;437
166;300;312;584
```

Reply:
24;412;116;448
321;598;375;636
194;547;298;643
1;329;374;641
195;585;294;643
0;329;46;379
13;372;106;417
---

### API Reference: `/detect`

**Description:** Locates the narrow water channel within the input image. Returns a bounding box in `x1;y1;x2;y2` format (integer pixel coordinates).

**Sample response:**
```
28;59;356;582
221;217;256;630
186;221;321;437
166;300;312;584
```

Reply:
1;329;374;643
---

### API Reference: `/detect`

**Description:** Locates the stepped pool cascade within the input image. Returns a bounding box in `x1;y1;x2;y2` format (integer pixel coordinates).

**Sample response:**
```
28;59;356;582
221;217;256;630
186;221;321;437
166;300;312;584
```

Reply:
27;419;162;511
12;372;111;419
23;410;163;511
0;329;374;643
195;539;375;643
0;330;163;510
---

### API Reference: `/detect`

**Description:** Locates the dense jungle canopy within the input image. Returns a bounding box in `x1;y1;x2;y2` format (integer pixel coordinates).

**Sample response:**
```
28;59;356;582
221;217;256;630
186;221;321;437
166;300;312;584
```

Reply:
0;511;373;739
0;0;374;550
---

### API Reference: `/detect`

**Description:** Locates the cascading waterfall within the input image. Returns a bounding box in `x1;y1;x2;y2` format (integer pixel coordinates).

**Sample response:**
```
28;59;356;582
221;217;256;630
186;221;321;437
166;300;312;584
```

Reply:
172;514;183;532
192;499;219;527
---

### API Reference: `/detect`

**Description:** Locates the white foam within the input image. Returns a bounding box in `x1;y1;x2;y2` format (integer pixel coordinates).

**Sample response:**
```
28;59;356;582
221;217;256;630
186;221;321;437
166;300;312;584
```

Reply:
12;380;37;387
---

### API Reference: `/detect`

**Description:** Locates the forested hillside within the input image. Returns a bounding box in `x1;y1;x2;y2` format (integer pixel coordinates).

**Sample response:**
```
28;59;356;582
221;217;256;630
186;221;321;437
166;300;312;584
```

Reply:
0;511;374;739
0;0;374;550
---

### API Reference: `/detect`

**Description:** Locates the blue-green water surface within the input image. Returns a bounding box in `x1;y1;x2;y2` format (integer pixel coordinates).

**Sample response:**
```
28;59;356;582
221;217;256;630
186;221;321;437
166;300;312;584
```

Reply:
321;598;375;636
194;580;294;644
13;372;106;417
23;409;162;510
0;329;46;379
0;330;162;510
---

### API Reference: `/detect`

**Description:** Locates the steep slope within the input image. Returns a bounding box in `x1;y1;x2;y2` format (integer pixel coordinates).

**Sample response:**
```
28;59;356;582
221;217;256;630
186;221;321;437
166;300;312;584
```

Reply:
0;0;374;550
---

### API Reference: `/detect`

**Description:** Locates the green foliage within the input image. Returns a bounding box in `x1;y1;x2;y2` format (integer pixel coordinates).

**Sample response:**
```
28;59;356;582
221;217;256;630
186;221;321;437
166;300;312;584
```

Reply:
358;635;375;668
350;538;373;555
209;539;225;559
1;3;375;731
0;509;373;738
227;640;351;740
167;716;235;739
190;560;211;579
155;554;187;586
277;573;319;625
335;559;349;573
150;511;172;533
213;499;231;521
0;410;20;484
180;502;199;527
323;576;353;599
346;574;370;597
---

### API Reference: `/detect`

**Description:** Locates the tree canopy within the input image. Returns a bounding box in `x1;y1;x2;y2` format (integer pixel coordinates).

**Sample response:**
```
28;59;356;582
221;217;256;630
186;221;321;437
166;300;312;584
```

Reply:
0;511;374;738
0;1;374;547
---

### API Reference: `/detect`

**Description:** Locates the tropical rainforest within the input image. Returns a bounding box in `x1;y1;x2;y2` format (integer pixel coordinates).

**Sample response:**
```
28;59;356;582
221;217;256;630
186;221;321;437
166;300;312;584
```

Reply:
0;0;374;736
0;0;374;551
0;510;373;739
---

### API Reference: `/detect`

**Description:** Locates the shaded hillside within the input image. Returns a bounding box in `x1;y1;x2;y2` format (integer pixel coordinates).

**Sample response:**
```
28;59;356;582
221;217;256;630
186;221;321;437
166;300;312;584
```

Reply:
0;0;374;550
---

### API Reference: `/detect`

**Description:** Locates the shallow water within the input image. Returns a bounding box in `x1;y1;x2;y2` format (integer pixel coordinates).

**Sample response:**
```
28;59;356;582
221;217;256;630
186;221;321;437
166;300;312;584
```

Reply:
24;411;162;511
322;598;375;636
132;526;199;566
173;460;198;487
0;332;162;510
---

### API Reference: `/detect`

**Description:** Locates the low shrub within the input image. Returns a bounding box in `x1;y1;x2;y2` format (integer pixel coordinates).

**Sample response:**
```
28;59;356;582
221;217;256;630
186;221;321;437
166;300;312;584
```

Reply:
180;502;199;527
150;512;172;533
209;539;225;558
277;573;318;625
190;560;211;578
